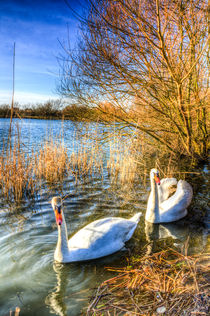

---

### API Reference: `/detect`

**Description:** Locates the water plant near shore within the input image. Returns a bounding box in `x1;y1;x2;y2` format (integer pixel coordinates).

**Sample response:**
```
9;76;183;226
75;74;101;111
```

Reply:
0;142;36;202
69;129;104;180
107;134;139;186
0;153;35;202
35;139;69;184
0;121;199;203
0;135;69;202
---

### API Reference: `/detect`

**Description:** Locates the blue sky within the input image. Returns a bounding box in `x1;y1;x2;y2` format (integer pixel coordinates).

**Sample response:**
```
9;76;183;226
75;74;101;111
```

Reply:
0;0;85;105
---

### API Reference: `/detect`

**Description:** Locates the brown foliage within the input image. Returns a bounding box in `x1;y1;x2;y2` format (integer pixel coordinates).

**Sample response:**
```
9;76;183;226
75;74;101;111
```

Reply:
58;0;209;162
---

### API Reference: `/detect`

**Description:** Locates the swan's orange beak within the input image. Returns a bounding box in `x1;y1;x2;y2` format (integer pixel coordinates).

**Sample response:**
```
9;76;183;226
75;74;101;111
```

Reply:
55;207;62;225
154;174;160;185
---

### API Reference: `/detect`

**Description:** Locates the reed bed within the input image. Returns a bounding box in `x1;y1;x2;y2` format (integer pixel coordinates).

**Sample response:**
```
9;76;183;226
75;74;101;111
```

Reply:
107;137;138;186
0;128;105;201
0;123;189;202
0;137;69;202
69;131;104;180
87;249;209;315
35;139;69;184
0;144;36;202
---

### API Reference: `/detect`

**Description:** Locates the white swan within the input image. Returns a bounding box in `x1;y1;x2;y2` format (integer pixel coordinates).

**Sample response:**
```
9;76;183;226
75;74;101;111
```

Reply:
146;168;193;223
51;196;142;263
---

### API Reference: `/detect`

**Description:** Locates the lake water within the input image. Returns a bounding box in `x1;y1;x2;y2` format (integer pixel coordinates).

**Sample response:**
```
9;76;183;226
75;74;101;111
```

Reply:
0;118;209;315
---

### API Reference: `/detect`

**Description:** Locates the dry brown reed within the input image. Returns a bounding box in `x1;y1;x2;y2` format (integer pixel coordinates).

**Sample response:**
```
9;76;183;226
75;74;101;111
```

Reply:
34;138;68;184
0;143;36;202
107;139;136;185
69;129;104;180
0;136;69;202
0;122;190;202
87;249;209;315
106;130;145;188
0;127;105;201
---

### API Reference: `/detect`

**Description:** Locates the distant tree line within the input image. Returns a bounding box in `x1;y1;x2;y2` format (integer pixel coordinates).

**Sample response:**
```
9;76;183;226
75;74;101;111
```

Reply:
0;99;126;121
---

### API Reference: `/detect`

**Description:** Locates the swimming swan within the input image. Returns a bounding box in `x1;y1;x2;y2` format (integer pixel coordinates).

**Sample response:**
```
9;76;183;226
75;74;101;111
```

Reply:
51;197;142;263
146;168;193;223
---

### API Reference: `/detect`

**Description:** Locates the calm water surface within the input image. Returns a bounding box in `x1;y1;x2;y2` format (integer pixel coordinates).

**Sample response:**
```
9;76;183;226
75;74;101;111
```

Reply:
0;118;209;315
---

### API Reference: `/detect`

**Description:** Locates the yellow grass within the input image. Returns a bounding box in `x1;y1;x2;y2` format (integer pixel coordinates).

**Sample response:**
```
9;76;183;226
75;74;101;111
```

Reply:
107;138;138;185
0;128;105;201
0;136;69;202
0;123;187;202
35;139;68;184
0;144;36;201
69;129;104;180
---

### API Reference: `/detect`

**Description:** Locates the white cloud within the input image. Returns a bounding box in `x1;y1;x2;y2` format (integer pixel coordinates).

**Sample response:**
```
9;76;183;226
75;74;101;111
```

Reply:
0;90;58;105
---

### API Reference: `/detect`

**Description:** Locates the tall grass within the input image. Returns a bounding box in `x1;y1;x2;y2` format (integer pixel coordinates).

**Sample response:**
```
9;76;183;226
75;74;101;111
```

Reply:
68;125;144;187
0;136;69;202
35;139;68;184
107;134;139;186
0;126;105;201
0;142;36;202
0;123;186;202
69;127;104;180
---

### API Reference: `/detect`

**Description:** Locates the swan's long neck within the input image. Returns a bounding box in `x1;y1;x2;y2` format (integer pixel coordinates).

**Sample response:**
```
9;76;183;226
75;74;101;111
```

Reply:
146;177;160;223
54;212;69;262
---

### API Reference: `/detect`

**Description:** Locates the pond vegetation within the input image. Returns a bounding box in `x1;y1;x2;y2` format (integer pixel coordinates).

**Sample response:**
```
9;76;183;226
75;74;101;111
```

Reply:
0;119;209;315
0;0;209;314
1;121;201;204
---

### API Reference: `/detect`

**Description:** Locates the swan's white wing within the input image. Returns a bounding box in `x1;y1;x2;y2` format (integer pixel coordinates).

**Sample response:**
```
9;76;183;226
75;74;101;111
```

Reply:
66;216;141;261
158;178;177;203
69;216;139;251
159;180;193;222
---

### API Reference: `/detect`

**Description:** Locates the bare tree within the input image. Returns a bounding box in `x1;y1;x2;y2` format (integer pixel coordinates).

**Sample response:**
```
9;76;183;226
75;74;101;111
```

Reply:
59;0;209;161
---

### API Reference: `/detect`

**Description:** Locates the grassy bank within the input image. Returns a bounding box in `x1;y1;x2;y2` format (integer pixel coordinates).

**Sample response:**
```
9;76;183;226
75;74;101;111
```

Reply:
87;249;209;315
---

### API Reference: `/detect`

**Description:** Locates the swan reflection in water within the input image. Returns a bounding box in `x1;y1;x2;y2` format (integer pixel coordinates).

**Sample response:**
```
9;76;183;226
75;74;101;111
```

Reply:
45;262;91;316
145;220;190;255
45;252;127;316
45;263;67;316
145;218;209;256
